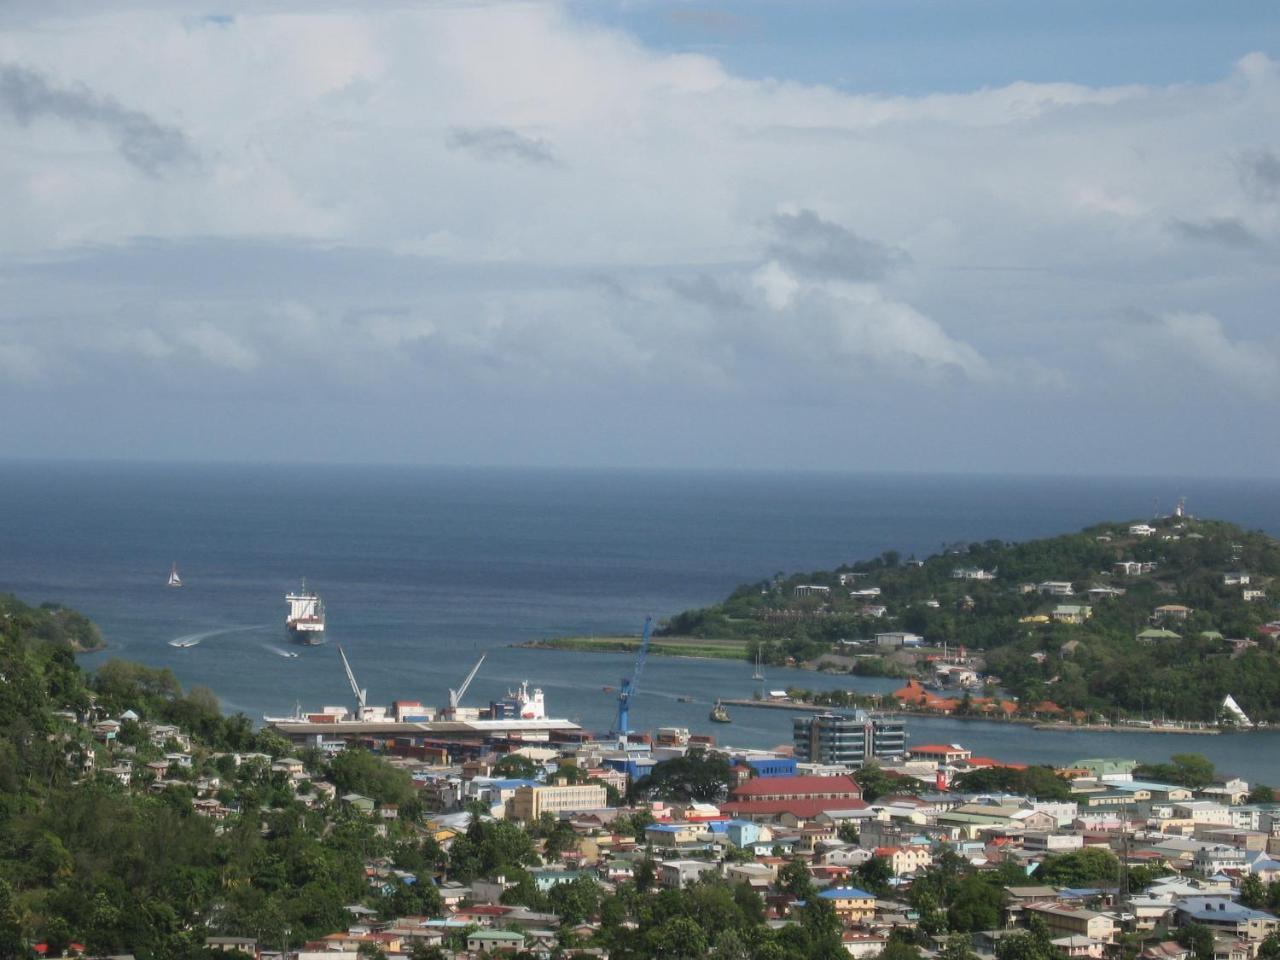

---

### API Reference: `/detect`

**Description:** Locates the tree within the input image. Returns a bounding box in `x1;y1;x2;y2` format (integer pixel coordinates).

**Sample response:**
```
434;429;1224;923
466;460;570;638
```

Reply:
1241;873;1267;910
328;748;415;805
634;858;657;894
837;823;860;844
1134;754;1216;790
880;939;923;960
548;877;601;925
493;754;540;780
1249;785;1277;804
644;916;708;959
1035;847;1120;887
631;749;733;803
947;876;1003;933
0;880;29;960
855;762;898;802
995;917;1058;960
951;766;1071;801
940;933;979;960
855;856;893;897
1176;922;1214;960
777;860;814;900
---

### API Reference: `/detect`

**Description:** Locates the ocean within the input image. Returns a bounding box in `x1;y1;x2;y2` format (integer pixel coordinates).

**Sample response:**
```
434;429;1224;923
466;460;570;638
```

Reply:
3;462;1280;780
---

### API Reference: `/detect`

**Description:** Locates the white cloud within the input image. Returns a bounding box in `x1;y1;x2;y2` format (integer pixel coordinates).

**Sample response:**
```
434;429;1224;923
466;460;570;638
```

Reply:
1157;312;1280;386
178;319;259;372
0;3;1277;468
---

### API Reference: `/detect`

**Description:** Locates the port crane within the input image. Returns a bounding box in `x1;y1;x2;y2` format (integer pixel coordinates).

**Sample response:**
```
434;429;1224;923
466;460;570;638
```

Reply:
611;616;652;747
445;653;485;718
338;645;366;720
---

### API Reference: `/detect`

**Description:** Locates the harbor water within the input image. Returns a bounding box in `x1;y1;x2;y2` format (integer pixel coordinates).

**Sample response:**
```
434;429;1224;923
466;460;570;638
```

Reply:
2;462;1280;780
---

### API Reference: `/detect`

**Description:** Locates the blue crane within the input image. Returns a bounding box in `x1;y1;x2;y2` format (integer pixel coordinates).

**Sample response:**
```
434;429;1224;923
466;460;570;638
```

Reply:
612;616;653;746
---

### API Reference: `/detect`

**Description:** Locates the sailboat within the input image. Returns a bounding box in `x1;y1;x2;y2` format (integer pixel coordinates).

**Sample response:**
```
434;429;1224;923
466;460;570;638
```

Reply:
752;648;765;682
167;563;183;588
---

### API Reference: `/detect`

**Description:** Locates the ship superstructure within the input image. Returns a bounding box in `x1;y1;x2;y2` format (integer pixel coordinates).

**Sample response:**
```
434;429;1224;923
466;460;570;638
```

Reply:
285;580;325;645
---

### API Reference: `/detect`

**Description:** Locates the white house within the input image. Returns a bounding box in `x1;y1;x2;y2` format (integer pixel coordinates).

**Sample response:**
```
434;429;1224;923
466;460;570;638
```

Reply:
1039;581;1075;597
793;584;831;599
952;567;996;581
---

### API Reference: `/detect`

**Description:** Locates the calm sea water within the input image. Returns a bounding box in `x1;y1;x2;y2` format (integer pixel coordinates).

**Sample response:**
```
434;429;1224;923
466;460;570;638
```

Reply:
2;462;1280;780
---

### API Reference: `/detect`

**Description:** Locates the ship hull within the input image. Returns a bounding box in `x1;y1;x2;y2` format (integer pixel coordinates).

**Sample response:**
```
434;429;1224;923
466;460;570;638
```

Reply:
287;624;326;645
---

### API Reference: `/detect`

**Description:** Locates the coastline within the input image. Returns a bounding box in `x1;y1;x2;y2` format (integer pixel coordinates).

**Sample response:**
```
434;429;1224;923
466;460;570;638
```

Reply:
515;635;749;661
721;698;1229;736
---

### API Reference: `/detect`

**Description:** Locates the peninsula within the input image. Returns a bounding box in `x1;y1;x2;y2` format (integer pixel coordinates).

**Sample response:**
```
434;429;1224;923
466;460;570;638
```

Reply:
658;512;1280;725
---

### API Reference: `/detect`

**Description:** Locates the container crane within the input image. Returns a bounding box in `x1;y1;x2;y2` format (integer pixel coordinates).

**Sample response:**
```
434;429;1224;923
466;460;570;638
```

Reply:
612;616;652;747
445;653;485;719
338;645;366;720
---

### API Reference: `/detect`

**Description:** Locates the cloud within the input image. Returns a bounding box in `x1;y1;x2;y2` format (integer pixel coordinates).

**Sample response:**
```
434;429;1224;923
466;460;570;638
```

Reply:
0;9;1276;469
0;63;196;176
178;320;259;372
767;210;908;282
1109;311;1279;395
667;273;746;310
1238;147;1280;203
746;254;987;380
1157;312;1279;384
448;126;556;165
1169;217;1263;249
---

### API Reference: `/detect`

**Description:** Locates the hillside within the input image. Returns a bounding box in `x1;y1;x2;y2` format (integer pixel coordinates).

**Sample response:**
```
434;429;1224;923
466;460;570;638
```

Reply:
659;514;1280;723
0;594;104;652
0;598;439;959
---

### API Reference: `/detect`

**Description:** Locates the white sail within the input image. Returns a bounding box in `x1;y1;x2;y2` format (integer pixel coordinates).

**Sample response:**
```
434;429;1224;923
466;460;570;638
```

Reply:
1221;694;1253;727
168;563;182;587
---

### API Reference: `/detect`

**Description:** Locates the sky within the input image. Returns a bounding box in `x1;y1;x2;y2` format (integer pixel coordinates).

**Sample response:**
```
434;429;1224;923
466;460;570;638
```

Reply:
1;1;1278;475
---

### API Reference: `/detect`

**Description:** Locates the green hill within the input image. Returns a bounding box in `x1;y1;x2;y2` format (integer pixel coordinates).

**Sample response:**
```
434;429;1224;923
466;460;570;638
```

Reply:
0;596;437;959
659;514;1280;722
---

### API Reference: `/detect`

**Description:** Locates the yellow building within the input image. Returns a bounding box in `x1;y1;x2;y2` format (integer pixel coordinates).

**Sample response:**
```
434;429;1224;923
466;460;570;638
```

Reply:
509;783;607;822
817;887;877;922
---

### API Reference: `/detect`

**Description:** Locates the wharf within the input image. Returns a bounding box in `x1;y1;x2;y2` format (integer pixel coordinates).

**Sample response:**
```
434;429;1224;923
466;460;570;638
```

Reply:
722;698;826;713
1032;722;1220;735
267;717;582;745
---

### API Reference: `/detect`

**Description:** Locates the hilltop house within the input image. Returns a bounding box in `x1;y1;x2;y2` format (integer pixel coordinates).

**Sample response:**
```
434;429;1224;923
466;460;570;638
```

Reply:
793;584;831;599
1039;581;1076;597
1115;561;1157;576
1152;605;1193;623
1052;605;1092;624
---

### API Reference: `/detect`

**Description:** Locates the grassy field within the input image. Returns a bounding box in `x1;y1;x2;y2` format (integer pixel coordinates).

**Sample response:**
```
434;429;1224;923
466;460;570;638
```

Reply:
521;634;749;660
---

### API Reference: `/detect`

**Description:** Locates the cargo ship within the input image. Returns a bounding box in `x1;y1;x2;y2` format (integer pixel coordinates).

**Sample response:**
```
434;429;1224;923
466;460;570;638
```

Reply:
285;580;325;645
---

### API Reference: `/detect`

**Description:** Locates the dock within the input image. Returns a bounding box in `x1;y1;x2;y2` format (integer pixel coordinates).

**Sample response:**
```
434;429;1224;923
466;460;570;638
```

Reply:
722;698;827;713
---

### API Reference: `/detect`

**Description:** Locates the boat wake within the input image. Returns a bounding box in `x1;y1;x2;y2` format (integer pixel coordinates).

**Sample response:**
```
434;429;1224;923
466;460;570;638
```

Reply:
167;624;266;649
264;644;300;659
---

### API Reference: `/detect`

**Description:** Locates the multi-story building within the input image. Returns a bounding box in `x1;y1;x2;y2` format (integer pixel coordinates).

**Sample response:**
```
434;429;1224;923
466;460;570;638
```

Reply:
793;712;907;768
817;886;878;922
508;782;607;822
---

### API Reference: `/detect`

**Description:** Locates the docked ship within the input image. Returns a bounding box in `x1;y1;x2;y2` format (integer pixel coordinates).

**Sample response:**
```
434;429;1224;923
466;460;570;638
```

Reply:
285;580;325;645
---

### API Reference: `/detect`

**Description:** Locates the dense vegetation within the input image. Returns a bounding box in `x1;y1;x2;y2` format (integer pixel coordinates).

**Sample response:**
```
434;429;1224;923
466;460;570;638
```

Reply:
0;601;443;959
660;516;1280;721
1;594;102;652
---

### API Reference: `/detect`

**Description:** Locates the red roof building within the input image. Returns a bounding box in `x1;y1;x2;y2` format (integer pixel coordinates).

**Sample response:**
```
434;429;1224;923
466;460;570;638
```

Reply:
728;774;862;802
720;797;869;820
